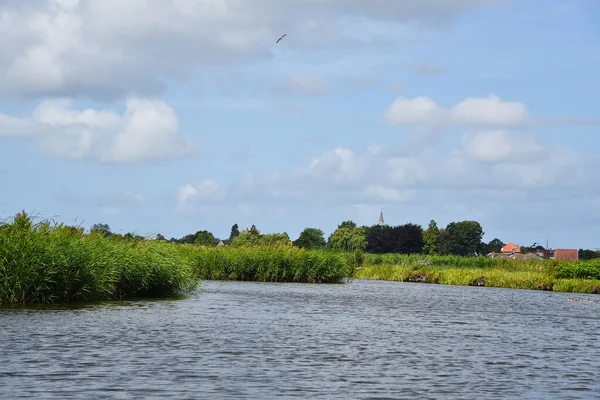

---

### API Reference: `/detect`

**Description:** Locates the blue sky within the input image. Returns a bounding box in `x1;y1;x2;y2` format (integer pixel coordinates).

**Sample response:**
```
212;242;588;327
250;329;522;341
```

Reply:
1;0;599;249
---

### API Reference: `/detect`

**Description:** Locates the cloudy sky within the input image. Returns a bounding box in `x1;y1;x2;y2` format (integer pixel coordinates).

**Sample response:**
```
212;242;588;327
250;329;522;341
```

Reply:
1;0;599;248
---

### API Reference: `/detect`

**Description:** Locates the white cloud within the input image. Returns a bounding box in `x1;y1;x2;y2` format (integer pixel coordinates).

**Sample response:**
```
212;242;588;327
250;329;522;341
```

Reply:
450;95;530;127
182;130;591;213
0;114;36;137
385;94;530;127
463;130;513;162
108;98;186;163
461;130;543;163
384;96;445;125
0;0;513;100
0;96;192;163
178;179;225;208
294;147;370;187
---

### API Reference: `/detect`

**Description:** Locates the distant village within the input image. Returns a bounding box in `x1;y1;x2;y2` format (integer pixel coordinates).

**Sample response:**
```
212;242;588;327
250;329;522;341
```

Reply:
487;242;579;261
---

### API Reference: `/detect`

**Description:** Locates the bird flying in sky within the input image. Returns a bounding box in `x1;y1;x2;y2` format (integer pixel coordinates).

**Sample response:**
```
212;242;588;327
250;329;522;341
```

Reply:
276;33;287;43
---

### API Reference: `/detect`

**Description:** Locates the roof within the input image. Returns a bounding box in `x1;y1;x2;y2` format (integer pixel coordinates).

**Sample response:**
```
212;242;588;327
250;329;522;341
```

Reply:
501;242;521;253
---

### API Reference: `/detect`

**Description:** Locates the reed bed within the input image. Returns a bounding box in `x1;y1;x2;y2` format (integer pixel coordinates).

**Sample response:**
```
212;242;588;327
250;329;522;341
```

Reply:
355;254;600;294
0;212;351;304
0;212;198;304
186;246;350;284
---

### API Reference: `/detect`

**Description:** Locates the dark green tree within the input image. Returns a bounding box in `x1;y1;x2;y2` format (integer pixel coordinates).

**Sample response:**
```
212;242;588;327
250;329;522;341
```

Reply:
293;228;326;249
484;238;503;253
365;223;423;254
178;233;197;244
393;223;424;254
229;223;240;240
437;221;484;256
365;225;387;253
91;223;111;237
579;249;600;260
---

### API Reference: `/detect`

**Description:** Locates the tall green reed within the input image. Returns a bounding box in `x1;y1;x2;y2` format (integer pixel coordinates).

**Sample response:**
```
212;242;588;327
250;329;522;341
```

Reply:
0;212;197;304
190;246;349;283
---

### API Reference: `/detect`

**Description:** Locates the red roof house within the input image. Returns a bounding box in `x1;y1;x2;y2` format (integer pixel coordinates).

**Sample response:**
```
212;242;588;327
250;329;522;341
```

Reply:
501;242;521;254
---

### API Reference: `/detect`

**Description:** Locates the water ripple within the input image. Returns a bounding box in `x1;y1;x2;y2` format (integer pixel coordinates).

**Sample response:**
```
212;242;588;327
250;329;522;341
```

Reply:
1;279;599;399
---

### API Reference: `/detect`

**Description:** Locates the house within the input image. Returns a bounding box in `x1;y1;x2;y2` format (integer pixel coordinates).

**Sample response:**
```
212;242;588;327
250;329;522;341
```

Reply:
501;242;521;254
554;248;578;261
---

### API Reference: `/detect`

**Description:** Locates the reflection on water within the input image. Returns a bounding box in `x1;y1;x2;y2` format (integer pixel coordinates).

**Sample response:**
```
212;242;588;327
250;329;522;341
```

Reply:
1;279;599;399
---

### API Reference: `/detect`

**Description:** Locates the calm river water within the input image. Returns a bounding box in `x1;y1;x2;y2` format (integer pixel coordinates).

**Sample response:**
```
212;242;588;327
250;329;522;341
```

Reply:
1;279;599;399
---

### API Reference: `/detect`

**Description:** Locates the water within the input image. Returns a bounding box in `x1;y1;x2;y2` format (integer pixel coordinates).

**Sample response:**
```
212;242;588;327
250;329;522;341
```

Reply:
1;279;599;399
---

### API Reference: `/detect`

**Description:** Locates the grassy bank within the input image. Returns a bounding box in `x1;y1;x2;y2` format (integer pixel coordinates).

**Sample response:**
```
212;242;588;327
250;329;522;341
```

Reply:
354;254;600;294
0;212;350;304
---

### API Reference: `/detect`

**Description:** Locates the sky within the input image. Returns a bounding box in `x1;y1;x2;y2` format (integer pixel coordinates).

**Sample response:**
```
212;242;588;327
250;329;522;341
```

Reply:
1;0;599;249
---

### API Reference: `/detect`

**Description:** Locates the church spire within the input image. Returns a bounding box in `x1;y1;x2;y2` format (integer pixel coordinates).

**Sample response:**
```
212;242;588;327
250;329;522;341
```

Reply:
378;207;385;226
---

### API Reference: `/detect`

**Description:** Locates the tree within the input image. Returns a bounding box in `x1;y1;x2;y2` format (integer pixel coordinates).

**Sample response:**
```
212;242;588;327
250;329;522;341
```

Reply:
194;230;217;246
365;225;387;253
156;233;166;241
423;220;439;255
259;232;290;247
178;233;197;244
484;238;503;254
328;226;367;252
91;223;111;237
293;228;326;249
249;224;259;236
437;221;484;256
229;230;261;247
229;229;289;247
393;223;424;254
337;220;357;230
364;223;423;254
229;223;240;241
579;249;600;261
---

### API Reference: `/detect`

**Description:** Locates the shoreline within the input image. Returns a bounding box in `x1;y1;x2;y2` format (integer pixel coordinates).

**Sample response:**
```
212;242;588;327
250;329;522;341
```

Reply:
354;264;600;294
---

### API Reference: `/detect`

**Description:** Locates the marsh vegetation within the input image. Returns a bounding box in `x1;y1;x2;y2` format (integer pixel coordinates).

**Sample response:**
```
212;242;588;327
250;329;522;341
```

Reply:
2;212;599;304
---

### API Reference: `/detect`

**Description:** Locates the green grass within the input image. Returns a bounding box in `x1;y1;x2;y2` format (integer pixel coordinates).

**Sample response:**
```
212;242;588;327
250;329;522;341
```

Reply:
355;254;600;294
0;212;350;304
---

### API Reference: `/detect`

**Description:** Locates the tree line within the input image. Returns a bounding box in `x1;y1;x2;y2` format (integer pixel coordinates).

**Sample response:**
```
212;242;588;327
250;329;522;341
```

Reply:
88;219;600;260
